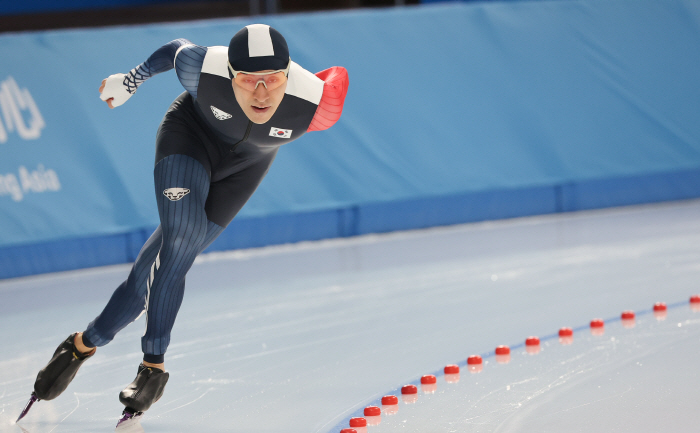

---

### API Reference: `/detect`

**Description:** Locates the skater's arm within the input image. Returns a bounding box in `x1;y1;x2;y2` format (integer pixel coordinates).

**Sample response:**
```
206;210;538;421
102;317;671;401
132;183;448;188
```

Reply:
125;38;195;93
307;66;349;132
99;39;198;108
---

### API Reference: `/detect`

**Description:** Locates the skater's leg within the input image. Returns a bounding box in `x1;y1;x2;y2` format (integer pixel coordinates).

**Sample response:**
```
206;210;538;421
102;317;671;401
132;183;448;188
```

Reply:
141;154;212;364
82;155;220;357
21;226;167;413
116;146;274;415
81;226;164;348
81;221;223;364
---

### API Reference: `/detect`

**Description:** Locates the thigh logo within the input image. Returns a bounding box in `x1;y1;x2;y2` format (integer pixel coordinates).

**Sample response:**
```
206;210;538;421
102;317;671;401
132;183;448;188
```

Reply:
163;188;190;201
0;76;45;144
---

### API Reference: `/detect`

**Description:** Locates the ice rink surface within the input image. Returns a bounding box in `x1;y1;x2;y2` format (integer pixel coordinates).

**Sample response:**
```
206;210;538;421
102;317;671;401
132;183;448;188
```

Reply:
2;199;700;433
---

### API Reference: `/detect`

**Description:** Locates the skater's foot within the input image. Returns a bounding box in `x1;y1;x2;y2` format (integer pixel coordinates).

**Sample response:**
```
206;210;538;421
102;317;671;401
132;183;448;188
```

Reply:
18;333;96;423
33;333;96;402
119;363;169;413
74;333;96;356
142;361;164;371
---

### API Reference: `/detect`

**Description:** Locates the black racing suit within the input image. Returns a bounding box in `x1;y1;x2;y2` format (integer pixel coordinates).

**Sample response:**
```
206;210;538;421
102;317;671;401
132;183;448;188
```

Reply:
82;39;347;363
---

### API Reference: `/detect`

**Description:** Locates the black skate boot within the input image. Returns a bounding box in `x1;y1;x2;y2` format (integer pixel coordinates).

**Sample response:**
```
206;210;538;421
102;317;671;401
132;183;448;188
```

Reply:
116;363;169;427
17;333;96;422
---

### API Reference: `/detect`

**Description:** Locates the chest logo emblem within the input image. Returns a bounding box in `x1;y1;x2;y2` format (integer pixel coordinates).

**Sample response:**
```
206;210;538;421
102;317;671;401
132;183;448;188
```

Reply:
269;127;292;139
163;188;190;201
210;106;232;120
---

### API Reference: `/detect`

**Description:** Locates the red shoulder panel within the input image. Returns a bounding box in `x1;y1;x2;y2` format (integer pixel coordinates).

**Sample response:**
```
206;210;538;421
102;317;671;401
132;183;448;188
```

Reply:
307;66;349;132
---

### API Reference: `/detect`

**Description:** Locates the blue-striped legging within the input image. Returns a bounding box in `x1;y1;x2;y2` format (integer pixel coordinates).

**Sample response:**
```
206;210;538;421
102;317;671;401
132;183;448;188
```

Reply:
82;154;223;364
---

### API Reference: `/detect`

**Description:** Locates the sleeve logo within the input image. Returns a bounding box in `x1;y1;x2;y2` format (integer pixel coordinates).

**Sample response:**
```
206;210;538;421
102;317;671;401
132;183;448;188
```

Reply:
269;127;292;138
163;187;190;201
210;105;232;120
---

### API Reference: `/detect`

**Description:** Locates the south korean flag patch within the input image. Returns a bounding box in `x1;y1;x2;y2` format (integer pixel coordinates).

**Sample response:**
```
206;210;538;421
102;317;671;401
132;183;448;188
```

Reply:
269;127;292;139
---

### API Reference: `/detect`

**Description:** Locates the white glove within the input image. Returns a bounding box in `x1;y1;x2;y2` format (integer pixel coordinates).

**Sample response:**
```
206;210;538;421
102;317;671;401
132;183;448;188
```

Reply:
99;73;133;107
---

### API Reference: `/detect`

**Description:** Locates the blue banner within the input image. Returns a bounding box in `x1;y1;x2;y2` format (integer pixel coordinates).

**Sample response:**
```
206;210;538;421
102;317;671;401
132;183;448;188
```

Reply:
1;0;700;278
0;74;143;246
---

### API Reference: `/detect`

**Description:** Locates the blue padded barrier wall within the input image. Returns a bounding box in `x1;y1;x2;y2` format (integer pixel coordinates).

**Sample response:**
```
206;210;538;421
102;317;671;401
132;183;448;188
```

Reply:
1;0;700;278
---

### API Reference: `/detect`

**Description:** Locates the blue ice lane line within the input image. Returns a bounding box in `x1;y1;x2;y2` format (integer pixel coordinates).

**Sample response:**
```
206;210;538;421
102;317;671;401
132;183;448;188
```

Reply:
326;299;693;433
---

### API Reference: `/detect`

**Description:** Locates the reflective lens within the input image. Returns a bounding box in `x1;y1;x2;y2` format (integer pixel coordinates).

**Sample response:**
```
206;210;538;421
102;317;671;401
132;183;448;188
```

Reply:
235;71;286;92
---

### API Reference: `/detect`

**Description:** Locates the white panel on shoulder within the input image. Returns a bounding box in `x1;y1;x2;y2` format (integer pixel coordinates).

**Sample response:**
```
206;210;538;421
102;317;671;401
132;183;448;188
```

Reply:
285;62;324;105
201;46;229;78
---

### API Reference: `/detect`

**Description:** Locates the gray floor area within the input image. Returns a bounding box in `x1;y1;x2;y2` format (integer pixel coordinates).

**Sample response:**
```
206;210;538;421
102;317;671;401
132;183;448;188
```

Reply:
1;199;700;433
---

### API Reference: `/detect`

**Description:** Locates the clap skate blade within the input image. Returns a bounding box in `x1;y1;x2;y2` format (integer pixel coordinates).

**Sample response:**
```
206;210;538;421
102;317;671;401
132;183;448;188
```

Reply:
115;409;144;432
16;392;39;423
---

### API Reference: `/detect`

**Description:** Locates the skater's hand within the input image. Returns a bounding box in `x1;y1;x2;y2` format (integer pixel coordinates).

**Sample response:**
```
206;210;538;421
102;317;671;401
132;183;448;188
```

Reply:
99;73;133;108
99;79;113;109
